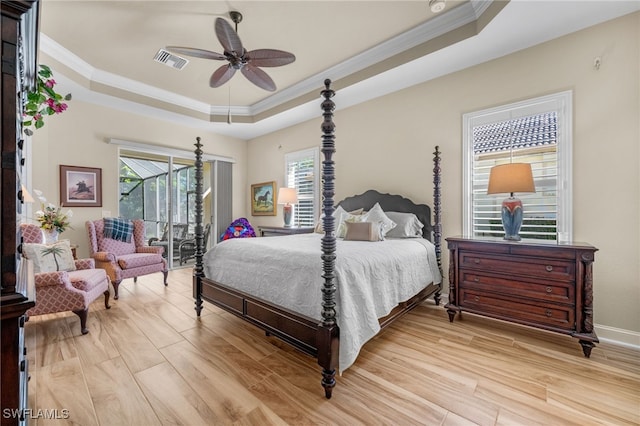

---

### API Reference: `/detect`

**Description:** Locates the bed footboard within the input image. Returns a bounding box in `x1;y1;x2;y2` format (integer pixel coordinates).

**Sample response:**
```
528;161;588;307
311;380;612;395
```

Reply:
198;277;319;355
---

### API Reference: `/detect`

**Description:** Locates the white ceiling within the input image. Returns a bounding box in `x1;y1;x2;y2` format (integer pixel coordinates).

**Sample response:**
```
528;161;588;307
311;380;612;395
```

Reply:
40;0;640;140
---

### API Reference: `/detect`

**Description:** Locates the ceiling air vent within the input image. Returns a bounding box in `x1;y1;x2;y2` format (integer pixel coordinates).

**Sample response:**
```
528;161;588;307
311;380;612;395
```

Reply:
153;49;189;70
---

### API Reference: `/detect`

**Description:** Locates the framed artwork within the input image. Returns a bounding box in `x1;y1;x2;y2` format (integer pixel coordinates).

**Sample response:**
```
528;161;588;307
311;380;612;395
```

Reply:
59;165;102;207
251;181;277;216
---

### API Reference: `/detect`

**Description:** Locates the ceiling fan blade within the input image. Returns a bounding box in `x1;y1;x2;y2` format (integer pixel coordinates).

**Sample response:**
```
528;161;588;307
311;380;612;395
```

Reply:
246;49;296;67
215;17;243;54
241;64;276;92
165;46;226;60
209;64;236;88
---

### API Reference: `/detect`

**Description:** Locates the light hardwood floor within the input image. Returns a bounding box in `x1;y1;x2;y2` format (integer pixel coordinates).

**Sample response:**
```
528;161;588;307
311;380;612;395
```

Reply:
25;268;639;425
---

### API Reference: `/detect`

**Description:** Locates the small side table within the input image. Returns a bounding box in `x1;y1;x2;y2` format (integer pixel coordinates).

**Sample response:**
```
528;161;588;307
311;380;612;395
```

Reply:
259;226;315;237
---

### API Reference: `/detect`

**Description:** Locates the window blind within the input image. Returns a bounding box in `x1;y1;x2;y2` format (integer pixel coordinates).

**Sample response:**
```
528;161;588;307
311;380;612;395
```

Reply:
284;148;319;227
463;91;572;243
472;112;558;240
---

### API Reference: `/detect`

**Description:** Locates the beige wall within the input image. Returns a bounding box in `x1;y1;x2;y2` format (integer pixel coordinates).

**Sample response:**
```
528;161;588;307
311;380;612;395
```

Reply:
30;12;639;341
247;13;640;339
29;101;247;259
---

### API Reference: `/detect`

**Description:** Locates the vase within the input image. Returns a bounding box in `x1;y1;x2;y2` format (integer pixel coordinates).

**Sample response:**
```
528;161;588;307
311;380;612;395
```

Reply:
43;229;59;244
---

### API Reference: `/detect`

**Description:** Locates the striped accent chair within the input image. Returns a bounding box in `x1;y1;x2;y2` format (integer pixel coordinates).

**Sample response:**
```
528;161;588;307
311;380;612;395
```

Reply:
86;219;168;299
20;223;111;335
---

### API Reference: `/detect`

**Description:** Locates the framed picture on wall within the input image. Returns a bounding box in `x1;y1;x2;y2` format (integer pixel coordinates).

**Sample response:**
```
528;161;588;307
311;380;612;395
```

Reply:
251;181;277;216
59;165;102;207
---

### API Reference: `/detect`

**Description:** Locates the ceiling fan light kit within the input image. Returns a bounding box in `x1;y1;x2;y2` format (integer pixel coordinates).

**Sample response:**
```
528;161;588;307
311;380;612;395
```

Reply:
429;0;446;13
165;11;295;91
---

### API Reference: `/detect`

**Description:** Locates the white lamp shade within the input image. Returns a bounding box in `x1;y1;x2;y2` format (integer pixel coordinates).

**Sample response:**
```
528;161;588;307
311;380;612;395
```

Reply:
278;187;298;204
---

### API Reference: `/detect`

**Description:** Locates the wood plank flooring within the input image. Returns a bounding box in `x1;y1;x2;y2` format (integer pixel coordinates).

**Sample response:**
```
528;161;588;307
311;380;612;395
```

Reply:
25;268;640;425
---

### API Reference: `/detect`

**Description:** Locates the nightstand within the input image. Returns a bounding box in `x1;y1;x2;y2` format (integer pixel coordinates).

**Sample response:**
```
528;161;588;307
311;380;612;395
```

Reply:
259;226;315;237
445;237;598;357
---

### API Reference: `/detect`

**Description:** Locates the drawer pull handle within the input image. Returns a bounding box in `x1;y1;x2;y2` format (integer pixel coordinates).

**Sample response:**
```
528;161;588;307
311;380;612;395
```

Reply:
546;287;552;293
474;259;481;264
474;277;480;282
545;310;552;317
474;296;480;302
545;265;553;272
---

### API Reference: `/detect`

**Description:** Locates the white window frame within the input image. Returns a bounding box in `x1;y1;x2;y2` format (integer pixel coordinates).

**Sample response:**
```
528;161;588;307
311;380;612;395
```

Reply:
284;147;320;227
462;91;573;243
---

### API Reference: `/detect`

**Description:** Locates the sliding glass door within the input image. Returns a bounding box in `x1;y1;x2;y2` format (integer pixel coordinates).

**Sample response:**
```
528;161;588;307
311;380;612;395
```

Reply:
119;151;210;268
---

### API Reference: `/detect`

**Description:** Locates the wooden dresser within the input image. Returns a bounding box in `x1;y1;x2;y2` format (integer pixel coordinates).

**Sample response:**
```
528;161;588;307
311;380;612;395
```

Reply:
445;237;598;357
259;226;315;237
1;1;39;425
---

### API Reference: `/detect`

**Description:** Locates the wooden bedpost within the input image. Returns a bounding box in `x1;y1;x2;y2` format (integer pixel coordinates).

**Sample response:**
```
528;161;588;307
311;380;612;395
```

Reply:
318;79;339;399
193;137;204;316
432;145;442;305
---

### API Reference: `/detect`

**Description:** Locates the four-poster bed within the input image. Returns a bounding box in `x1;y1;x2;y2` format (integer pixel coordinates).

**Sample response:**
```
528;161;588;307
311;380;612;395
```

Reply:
192;79;443;398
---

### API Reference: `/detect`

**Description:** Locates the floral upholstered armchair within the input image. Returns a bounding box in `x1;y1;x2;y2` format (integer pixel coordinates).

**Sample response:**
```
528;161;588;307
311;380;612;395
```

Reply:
19;223;110;335
86;218;168;299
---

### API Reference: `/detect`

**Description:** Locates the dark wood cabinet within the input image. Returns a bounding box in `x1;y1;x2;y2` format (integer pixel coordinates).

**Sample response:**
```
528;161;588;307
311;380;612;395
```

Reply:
445;237;598;357
1;1;39;425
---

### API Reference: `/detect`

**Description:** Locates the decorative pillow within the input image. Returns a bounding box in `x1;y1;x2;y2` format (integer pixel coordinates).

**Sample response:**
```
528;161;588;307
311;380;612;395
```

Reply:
22;240;76;274
315;206;363;233
336;211;364;238
103;217;133;243
361;203;396;237
220;217;256;241
385;211;424;238
344;221;383;242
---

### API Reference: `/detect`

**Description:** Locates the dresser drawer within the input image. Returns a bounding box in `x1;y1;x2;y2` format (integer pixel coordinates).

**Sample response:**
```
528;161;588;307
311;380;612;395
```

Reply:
459;289;575;330
446;237;598;356
459;251;575;282
459;270;574;304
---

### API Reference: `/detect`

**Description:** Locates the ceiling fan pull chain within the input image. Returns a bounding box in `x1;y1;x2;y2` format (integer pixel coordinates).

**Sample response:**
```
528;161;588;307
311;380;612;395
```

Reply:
227;85;232;125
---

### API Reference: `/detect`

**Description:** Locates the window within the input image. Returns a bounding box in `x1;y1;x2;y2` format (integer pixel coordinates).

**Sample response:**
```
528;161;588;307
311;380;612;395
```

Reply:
463;91;572;242
284;148;320;227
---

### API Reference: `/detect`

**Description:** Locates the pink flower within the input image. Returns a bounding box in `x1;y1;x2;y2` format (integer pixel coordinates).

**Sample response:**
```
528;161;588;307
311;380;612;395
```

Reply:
52;102;67;113
45;79;56;88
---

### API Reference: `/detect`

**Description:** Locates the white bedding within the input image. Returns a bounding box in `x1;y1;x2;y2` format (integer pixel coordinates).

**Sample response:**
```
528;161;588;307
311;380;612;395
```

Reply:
203;233;442;373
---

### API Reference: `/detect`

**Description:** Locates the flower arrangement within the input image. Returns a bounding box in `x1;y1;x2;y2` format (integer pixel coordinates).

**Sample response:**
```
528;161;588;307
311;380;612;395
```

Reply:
23;64;72;136
34;190;73;233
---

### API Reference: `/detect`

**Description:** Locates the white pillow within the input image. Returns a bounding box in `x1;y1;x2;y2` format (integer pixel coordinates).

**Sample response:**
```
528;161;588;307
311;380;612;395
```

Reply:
315;206;363;233
385;211;424;238
22;239;76;274
336;211;364;238
361;203;396;237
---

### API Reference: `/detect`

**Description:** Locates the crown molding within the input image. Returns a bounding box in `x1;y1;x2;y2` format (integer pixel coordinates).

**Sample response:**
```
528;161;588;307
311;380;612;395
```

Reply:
252;0;492;115
40;0;492;121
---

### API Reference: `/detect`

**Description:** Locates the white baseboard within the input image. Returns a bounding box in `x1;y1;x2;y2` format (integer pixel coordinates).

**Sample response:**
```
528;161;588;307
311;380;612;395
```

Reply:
432;294;640;350
594;324;640;349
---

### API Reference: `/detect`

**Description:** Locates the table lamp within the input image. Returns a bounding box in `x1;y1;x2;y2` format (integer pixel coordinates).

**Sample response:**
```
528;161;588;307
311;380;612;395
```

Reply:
487;163;535;241
278;187;298;227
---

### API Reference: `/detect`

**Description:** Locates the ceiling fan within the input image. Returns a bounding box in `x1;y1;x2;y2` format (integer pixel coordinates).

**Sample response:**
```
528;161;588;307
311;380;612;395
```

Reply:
166;11;295;92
